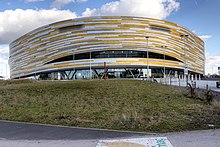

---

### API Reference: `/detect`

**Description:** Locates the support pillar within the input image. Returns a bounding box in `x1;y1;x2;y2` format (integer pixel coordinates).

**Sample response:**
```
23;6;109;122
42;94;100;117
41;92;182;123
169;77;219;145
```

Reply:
71;70;77;80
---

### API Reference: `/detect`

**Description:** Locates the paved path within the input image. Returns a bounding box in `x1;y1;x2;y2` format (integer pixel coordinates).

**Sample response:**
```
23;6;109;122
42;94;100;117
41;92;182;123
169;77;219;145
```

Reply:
164;129;220;147
0;120;146;140
0;120;220;147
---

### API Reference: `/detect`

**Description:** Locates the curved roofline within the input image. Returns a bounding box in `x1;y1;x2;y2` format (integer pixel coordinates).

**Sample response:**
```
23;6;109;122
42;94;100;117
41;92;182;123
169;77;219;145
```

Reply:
10;15;204;45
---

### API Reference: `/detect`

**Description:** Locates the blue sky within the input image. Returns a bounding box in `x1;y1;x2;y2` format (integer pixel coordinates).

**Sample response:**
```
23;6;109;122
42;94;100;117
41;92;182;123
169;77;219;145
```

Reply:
0;0;219;78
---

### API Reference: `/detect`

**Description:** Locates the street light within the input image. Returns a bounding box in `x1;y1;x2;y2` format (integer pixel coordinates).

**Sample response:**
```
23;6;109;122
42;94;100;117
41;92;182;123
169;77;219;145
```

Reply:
90;50;92;79
33;56;36;79
161;45;167;79
180;34;189;85
72;50;75;80
145;36;150;80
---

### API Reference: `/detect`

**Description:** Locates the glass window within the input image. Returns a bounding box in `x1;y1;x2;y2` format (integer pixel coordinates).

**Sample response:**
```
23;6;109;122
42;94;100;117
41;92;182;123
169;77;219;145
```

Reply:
45;50;183;64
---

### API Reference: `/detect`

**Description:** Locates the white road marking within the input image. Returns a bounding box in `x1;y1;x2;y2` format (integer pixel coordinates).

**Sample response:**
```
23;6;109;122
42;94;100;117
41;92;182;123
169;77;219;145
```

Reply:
96;137;173;147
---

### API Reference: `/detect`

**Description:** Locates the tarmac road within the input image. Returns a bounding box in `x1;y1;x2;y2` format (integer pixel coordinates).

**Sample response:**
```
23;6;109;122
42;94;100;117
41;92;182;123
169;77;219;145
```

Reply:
0;120;219;147
0;120;146;140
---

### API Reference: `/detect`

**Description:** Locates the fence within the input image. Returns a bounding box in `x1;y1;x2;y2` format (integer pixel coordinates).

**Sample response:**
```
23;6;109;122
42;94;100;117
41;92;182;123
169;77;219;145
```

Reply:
151;77;220;93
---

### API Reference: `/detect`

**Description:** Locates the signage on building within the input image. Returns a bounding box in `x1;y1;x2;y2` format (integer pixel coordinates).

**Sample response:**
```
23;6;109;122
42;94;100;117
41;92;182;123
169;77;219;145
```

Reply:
143;69;152;77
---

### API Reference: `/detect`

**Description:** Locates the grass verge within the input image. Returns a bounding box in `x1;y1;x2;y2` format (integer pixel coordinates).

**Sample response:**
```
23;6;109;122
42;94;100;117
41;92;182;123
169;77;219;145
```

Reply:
0;79;219;132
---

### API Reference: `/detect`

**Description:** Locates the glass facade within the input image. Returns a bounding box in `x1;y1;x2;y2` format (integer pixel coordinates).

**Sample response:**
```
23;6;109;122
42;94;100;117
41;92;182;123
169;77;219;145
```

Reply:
45;50;183;65
35;67;185;80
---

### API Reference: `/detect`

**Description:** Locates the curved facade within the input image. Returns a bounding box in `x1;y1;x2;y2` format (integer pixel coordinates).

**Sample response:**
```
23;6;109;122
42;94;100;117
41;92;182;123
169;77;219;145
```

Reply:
9;16;205;79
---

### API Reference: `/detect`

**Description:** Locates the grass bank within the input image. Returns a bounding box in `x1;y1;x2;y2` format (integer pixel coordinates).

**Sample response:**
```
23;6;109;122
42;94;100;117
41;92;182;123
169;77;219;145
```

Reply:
0;79;219;132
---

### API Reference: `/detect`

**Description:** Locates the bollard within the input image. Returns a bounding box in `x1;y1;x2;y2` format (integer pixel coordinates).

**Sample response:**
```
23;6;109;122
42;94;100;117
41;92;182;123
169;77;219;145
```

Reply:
177;78;179;86
206;84;209;91
192;81;196;89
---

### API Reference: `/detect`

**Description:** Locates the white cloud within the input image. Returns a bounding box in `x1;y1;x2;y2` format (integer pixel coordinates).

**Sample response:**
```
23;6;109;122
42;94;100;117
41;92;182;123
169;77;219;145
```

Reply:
199;35;212;41
192;30;196;34
0;9;77;44
51;0;87;9
205;53;220;75
24;0;44;2
0;45;9;57
82;0;180;19
0;45;9;79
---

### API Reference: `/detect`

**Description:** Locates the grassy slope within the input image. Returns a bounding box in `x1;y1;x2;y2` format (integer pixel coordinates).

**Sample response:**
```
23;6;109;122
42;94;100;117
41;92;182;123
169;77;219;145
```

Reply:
0;79;219;132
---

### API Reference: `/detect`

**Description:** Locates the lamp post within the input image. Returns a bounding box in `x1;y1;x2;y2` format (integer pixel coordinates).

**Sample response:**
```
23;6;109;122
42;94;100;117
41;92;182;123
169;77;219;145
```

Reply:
180;34;189;85
90;50;92;79
161;46;167;79
145;36;150;80
33;56;36;79
72;50;75;80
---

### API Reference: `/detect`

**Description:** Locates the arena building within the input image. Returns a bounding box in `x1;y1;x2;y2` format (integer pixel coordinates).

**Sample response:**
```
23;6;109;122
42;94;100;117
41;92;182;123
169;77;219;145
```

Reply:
9;16;205;80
